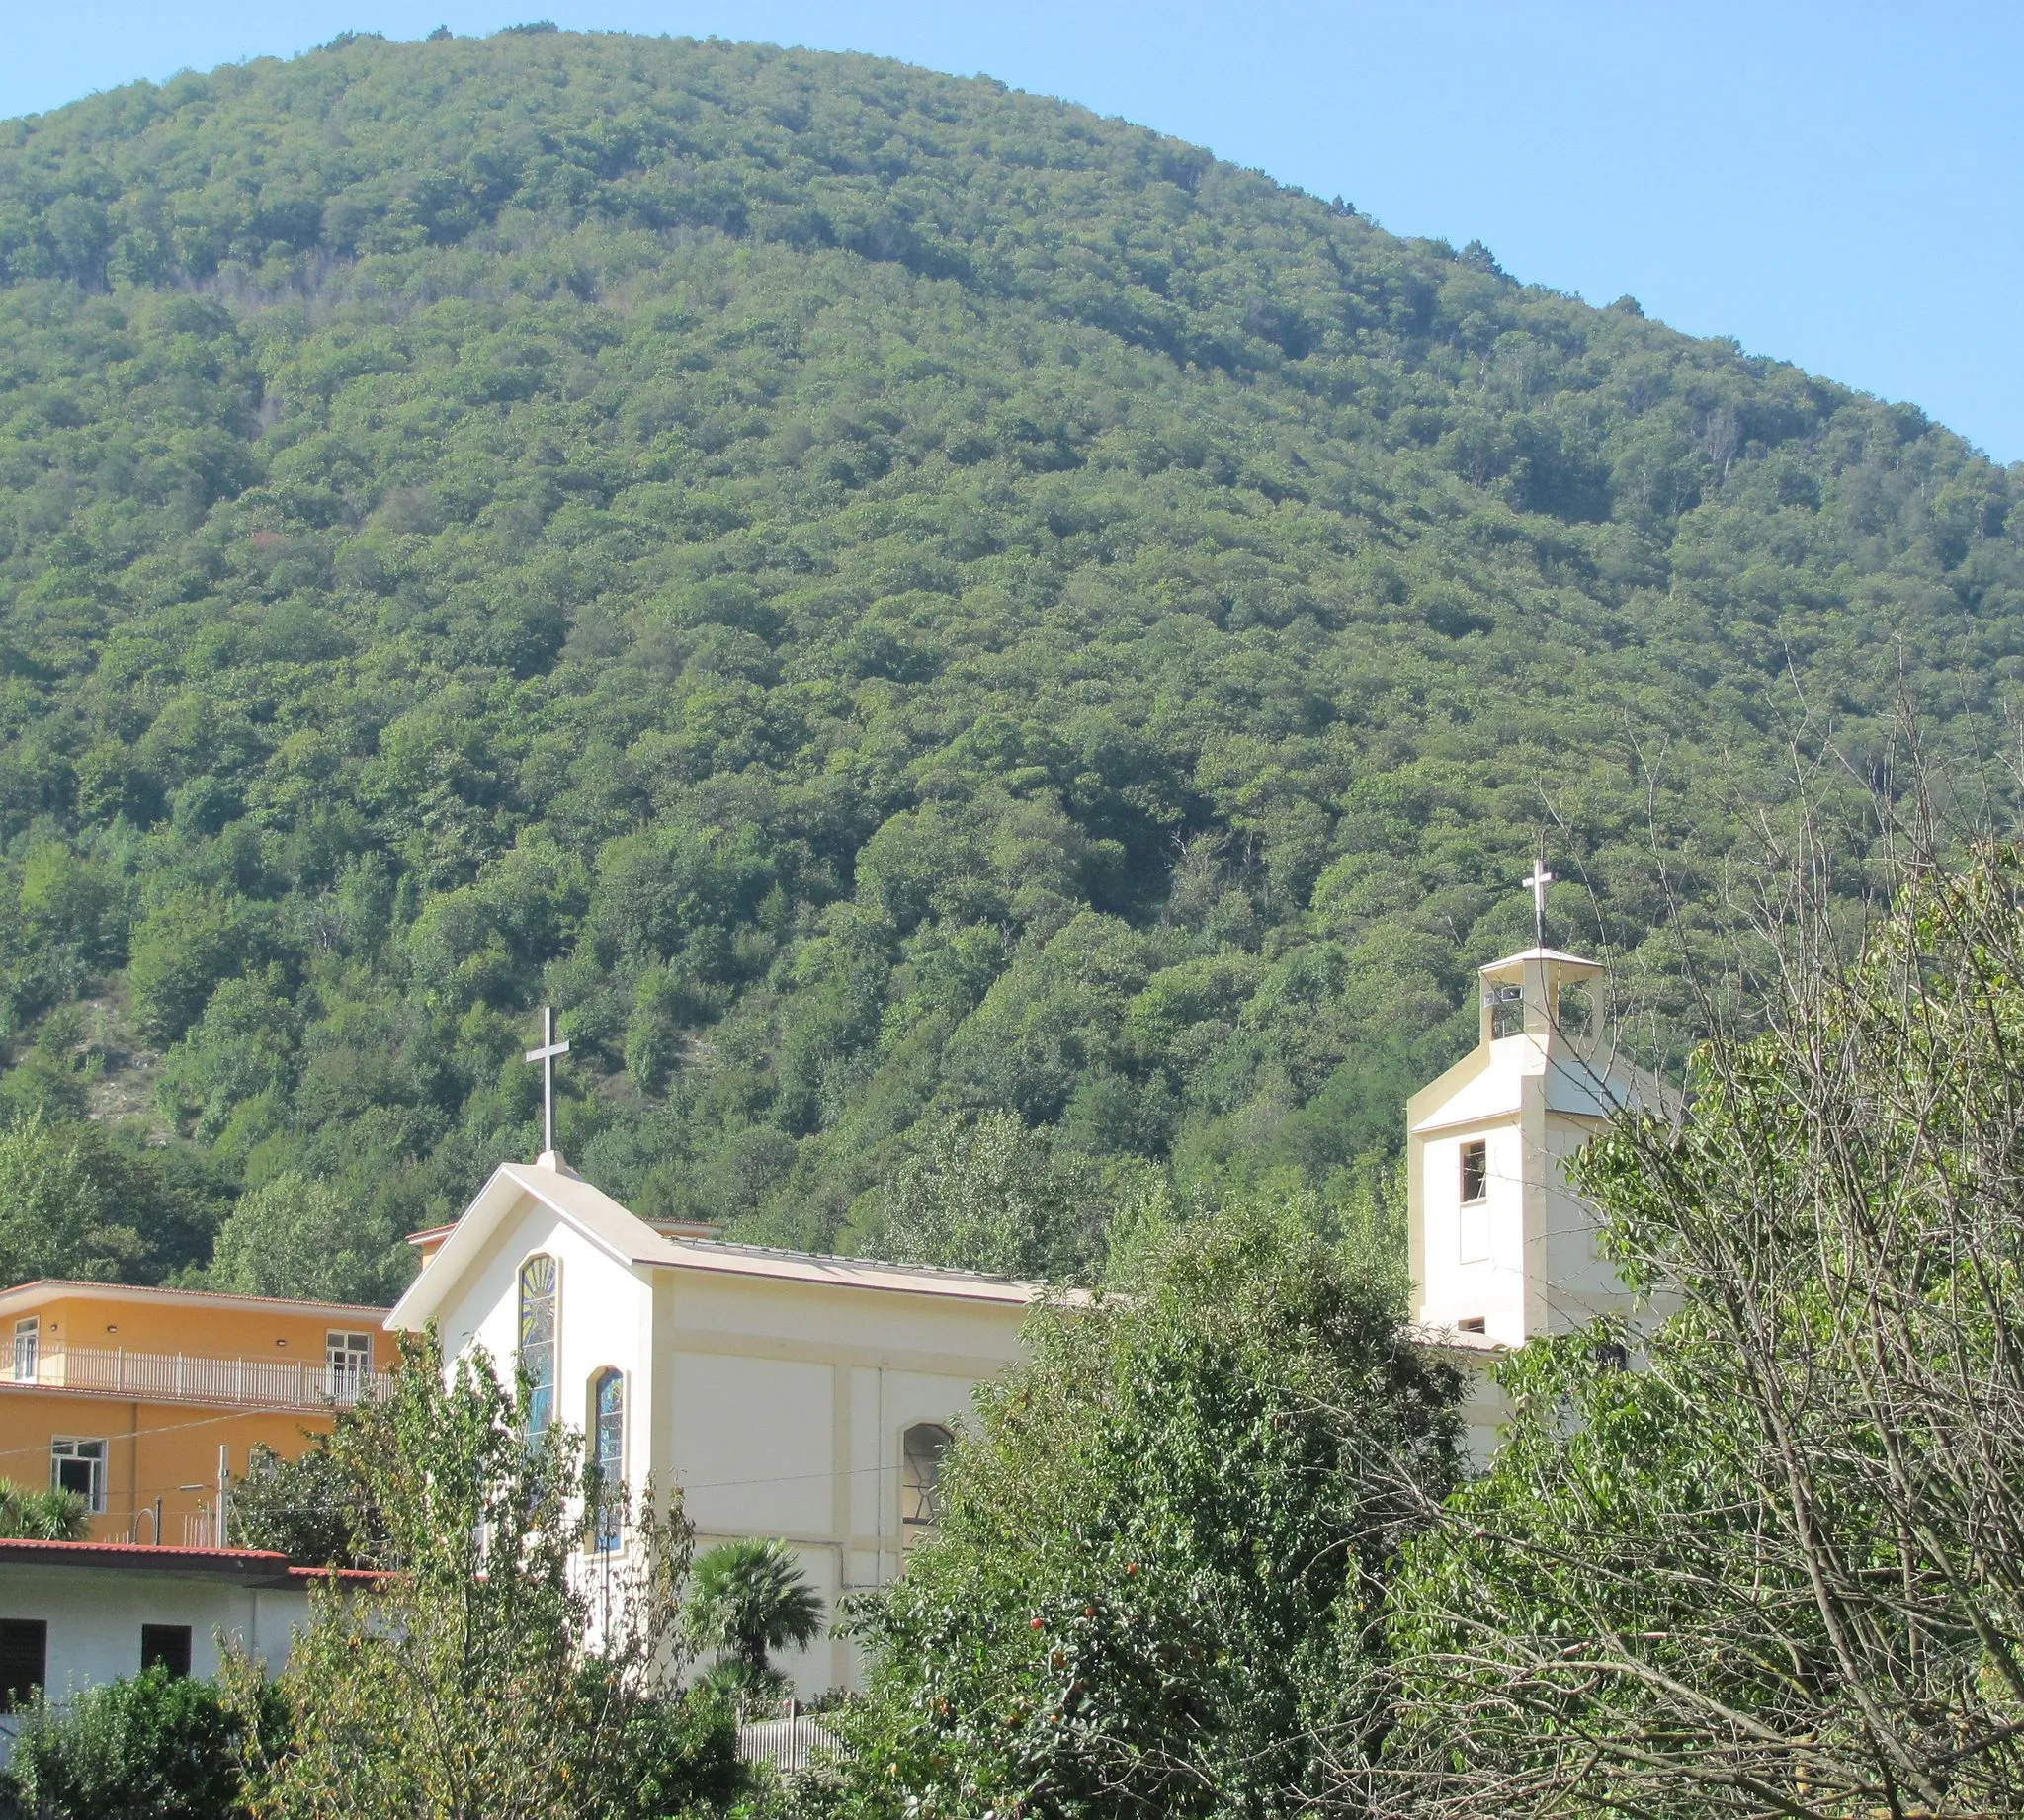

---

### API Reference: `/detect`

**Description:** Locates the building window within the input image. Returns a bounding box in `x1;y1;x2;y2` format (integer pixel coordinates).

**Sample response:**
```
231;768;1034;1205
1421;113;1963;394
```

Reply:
518;1255;558;1437
326;1330;372;1400
590;1369;625;1553
11;1318;37;1382
901;1424;953;1537
50;1437;106;1513
1487;983;1526;1039
0;1620;45;1712
1460;1140;1488;1204
141;1624;192;1679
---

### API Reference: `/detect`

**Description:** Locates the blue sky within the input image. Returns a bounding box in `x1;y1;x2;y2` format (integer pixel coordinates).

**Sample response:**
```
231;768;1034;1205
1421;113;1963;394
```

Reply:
7;3;2019;463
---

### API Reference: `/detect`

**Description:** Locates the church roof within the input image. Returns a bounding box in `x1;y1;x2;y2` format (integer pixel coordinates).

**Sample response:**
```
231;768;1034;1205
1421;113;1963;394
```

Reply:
386;1158;1071;1331
1408;1037;1633;1133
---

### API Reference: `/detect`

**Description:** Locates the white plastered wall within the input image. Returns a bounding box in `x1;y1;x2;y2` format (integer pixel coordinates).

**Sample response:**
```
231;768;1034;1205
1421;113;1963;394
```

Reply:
659;1267;1028;1696
0;1566;310;1760
1417;1121;1530;1347
417;1190;1035;1698
440;1190;658;1528
1535;1115;1622;1333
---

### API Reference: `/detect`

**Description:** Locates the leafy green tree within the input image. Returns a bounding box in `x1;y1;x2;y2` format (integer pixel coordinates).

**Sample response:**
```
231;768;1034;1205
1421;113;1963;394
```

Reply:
228;1440;376;1568
232;1331;741;1820
0;1111;145;1285
686;1537;825;1700
157;972;303;1146
832;1200;1463;1819
208;1172;407;1306
1387;843;2024;1820
126;889;256;1047
0;1477;88;1540
870;1111;1109;1281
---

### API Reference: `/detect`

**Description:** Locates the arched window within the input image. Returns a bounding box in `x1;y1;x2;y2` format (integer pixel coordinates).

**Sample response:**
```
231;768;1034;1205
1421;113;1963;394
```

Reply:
518;1255;558;1437
590;1368;624;1553
901;1423;953;1537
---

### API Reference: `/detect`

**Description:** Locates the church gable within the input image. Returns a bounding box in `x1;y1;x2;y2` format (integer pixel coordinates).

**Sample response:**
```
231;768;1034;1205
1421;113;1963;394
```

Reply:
368;1013;1062;1696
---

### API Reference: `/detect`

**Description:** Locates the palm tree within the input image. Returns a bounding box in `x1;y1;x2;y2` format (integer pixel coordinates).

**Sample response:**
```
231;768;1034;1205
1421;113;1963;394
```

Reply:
686;1537;823;1696
0;1479;87;1541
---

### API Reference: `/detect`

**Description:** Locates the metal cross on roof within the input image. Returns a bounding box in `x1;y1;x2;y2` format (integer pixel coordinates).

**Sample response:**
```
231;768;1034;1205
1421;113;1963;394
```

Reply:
1521;851;1554;948
525;1007;570;1160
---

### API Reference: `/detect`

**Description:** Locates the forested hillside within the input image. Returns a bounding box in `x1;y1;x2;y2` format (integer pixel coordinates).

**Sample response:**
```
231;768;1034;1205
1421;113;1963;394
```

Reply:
0;27;2016;1295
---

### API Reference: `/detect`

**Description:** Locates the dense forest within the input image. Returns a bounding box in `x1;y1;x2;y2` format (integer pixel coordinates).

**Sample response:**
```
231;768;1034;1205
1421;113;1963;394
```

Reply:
0;26;2017;1298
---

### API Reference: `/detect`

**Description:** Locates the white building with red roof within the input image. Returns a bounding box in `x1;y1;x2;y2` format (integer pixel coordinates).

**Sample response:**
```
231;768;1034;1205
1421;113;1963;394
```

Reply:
0;1538;380;1753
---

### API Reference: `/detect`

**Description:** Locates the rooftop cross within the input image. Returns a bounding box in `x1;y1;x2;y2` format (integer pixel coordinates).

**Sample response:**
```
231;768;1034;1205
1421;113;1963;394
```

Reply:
525;1007;570;1162
1521;851;1554;948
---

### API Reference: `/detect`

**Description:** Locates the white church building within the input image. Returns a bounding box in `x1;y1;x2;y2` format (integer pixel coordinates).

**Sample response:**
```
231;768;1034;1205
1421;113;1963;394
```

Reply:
0;905;1658;1714
380;918;1653;1696
386;1150;1060;1694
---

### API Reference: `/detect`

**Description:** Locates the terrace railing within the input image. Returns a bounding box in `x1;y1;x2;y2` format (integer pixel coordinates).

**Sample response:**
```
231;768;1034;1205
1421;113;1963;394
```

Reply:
11;1344;392;1411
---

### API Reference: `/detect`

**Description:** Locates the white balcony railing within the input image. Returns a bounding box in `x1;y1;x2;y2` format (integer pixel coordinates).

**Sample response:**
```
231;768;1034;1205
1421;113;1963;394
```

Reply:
10;1345;392;1412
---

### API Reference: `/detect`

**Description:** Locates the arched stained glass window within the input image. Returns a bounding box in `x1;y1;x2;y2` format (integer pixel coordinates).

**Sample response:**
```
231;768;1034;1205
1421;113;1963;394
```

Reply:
592;1368;624;1553
901;1423;953;1538
518;1255;557;1437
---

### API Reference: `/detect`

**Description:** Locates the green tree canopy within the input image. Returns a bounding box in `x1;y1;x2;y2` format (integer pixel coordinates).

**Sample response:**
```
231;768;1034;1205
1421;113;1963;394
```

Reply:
833;1199;1463;1818
867;1110;1113;1281
0;1111;145;1284
208;1171;405;1306
6;1667;281;1820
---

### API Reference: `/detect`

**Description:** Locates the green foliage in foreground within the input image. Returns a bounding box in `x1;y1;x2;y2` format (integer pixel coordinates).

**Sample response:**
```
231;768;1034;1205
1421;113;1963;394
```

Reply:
226;1331;745;1820
828;1201;1462;1818
226;1438;376;1568
1383;846;2024;1818
0;29;2019;1287
4;1666;283;1820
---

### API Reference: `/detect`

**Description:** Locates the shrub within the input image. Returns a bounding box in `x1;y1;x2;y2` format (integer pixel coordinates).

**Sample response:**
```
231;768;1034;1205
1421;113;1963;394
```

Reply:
4;1667;279;1820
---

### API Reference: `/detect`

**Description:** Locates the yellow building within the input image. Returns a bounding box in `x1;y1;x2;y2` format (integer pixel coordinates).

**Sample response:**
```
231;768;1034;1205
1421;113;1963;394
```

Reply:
0;1282;392;1544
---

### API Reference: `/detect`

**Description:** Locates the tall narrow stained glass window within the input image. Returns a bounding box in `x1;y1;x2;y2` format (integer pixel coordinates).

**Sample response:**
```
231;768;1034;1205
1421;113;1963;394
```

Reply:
592;1369;624;1553
518;1255;557;1438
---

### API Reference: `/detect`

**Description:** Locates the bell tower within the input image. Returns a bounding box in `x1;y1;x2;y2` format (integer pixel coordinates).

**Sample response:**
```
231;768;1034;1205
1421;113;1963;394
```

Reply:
1406;944;1644;1349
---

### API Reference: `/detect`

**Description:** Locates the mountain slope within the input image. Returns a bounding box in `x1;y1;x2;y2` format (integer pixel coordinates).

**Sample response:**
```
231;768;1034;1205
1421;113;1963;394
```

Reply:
0;29;2017;1282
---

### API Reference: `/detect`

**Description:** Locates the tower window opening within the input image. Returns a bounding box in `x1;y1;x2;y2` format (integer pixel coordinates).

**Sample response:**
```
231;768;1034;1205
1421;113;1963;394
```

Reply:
1460;1140;1488;1204
1486;983;1525;1039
